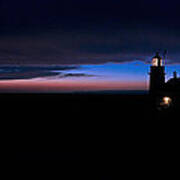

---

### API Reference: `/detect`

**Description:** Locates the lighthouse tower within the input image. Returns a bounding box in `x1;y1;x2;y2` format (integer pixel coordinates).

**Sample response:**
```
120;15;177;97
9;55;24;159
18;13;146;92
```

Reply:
149;52;165;94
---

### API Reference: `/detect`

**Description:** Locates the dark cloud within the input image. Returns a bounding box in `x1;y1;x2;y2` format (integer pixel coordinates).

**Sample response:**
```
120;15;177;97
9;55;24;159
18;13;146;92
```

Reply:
0;0;179;65
41;73;95;81
63;73;94;78
0;28;179;65
0;71;59;80
0;66;79;80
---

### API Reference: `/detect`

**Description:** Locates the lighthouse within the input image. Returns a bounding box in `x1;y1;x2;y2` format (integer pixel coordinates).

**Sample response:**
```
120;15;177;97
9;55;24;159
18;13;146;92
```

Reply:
149;52;165;94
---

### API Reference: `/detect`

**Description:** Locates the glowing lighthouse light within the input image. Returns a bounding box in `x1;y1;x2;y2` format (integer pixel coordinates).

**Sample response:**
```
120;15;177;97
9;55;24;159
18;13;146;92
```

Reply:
152;57;163;67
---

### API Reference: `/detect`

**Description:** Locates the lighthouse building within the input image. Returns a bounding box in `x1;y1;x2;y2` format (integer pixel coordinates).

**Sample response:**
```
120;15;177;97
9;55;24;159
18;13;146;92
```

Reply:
149;52;180;107
149;52;165;95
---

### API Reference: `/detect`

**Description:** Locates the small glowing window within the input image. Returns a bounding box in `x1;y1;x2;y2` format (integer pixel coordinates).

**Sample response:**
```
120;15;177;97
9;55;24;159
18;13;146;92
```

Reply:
163;97;172;105
160;96;172;107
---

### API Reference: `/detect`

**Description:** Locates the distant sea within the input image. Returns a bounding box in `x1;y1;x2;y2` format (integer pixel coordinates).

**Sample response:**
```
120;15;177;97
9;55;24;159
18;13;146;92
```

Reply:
71;90;148;95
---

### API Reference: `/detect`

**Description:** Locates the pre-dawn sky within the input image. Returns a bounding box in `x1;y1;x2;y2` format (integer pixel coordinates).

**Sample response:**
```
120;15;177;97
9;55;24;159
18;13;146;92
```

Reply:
0;0;179;92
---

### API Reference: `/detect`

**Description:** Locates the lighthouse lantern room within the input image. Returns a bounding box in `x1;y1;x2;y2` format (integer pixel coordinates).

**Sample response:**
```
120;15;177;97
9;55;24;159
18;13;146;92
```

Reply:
149;52;165;94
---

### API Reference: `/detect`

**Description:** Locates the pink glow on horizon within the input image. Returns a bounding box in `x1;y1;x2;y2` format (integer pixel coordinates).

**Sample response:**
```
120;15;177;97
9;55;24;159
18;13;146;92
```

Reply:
0;79;146;93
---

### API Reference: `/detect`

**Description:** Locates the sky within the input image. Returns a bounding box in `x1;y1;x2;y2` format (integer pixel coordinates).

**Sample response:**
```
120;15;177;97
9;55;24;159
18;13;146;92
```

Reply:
0;0;179;92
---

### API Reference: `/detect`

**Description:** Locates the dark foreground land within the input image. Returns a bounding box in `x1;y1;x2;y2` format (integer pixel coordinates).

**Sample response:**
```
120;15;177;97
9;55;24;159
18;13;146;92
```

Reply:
3;93;179;179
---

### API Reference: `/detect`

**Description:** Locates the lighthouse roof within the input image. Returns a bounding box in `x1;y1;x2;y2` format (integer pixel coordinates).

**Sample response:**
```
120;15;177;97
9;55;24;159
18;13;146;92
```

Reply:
153;52;162;59
166;77;180;86
164;77;180;93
